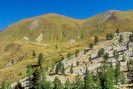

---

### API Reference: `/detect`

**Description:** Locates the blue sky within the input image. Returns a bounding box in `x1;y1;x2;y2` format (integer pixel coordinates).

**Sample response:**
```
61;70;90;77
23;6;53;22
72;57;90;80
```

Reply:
0;0;133;30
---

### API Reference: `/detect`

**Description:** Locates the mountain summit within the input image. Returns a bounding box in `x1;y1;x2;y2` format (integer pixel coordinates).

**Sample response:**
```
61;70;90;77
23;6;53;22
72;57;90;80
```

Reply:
1;10;133;42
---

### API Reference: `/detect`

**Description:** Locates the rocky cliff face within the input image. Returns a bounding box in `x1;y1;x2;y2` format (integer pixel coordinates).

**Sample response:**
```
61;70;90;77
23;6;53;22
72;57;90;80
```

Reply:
13;32;133;88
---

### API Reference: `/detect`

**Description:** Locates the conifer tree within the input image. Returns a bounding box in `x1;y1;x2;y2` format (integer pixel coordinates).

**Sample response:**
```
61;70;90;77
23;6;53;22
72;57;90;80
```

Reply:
94;36;99;44
119;34;123;43
98;48;105;57
89;43;94;49
53;77;64;89
39;79;51;89
113;50;119;60
65;79;72;89
88;55;92;64
55;62;61;74
116;29;120;35
70;64;73;74
32;51;36;57
103;52;109;61
75;50;79;57
115;62;121;84
61;63;65;75
74;75;84;89
120;71;126;84
84;68;94;89
95;77;102;89
106;33;114;40
105;66;115;89
38;53;43;66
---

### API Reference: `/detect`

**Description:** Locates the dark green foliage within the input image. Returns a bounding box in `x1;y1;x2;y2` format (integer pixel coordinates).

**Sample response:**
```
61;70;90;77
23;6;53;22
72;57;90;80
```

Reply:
61;63;65;74
116;29;120;35
89;43;94;49
129;33;133;42
115;62;121;84
65;79;72;89
105;66;115;89
106;33;114;40
38;79;51;89
60;55;65;61
75;50;79;57
95;77;102;89
76;61;79;66
119;34;123;43
74;75;84;89
88;55;92;64
55;44;58;49
55;62;65;74
67;53;72;59
38;53;43;66
126;42;129;50
94;36;99;44
98;48;105;57
32;50;36;57
120;72;126;84
113;50;119;60
103;52;109;61
55;62;62;74
84;68;94;89
70;64;73;74
26;66;34;78
122;55;126;62
53;77;64;89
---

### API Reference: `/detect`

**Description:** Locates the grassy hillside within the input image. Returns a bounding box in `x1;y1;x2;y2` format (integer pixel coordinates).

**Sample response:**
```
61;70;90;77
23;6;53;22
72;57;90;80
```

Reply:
0;10;133;83
1;10;133;42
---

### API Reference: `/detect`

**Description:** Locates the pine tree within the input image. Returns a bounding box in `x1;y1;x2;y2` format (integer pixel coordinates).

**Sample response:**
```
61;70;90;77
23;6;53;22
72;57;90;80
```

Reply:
95;77;102;89
88;55;92;64
89;43;94;49
74;75;84;89
94;36;99;44
105;66;115;89
106;33;114;40
26;66;34;78
38;53;43;66
32;51;36;57
70;64;73;74
53;77;64;89
120;71;126;84
61;63;65;75
113;50;119;60
75;50;79;57
119;34;123;43
84;68;94;89
103;52;109;61
115;62;121;84
65;79;72;89
76;61;79;66
55;62;61;74
98;48;105;57
67;53;71;59
39;79;51;89
122;55;126;62
116;29;120;35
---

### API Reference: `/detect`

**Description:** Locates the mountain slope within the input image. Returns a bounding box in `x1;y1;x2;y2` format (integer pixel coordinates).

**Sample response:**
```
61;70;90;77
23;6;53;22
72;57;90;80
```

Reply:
1;10;133;42
1;10;133;83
